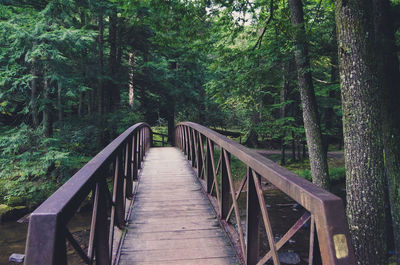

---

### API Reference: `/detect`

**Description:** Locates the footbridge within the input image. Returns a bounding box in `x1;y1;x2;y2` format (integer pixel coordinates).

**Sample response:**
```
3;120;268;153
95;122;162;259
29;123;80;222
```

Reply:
23;122;355;265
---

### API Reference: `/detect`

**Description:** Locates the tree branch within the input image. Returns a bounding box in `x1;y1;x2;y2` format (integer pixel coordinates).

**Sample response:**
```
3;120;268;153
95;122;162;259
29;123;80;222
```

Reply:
253;0;274;50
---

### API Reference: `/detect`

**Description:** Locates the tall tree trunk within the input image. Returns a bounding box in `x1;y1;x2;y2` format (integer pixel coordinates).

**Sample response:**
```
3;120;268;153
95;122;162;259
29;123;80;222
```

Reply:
31;58;39;128
323;26;339;155
109;8;119;111
373;0;400;261
96;12;104;149
288;0;330;189
280;62;290;165
245;111;259;148
43;77;52;137
128;52;134;109
335;0;388;263
97;13;104;116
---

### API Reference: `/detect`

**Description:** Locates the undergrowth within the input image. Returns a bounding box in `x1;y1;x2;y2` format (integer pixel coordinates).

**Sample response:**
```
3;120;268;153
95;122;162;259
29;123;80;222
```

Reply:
0;109;142;208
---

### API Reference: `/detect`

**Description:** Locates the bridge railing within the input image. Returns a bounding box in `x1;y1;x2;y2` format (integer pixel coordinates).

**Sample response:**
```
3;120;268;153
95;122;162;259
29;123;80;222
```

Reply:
175;122;355;265
24;122;152;265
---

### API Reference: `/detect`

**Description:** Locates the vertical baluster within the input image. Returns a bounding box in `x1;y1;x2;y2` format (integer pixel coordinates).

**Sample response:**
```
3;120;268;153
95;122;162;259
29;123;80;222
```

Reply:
206;138;214;194
126;138;133;199
145;128;148;149
221;149;231;219
132;133;138;181
180;126;184;149
93;177;110;265
247;168;260;265
115;151;125;228
191;129;196;167
176;126;180;148
137;130;142;169
178;126;185;148
87;186;98;263
184;126;189;156
197;132;203;178
187;127;192;161
141;128;144;161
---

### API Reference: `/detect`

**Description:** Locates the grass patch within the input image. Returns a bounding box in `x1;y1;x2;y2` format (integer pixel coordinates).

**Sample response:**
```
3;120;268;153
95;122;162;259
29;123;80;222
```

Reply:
151;126;170;147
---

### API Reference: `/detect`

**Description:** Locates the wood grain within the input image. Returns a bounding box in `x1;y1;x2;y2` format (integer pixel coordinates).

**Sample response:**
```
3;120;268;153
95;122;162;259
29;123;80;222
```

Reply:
118;147;239;265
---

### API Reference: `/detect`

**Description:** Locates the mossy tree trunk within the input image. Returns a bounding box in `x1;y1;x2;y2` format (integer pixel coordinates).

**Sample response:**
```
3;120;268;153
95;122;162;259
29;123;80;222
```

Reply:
288;0;330;189
335;0;388;263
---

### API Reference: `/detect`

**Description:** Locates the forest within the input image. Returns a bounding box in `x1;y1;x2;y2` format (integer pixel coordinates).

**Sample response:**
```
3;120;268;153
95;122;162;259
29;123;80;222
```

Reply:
0;0;399;264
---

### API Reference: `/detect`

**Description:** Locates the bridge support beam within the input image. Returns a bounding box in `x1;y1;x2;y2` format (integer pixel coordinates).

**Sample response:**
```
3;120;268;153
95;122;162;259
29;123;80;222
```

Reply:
206;140;214;194
221;149;231;219
246;168;260;265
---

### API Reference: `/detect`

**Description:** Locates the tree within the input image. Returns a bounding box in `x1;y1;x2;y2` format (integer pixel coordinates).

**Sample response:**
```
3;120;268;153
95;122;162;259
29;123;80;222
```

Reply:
335;0;389;263
288;0;330;189
374;0;400;262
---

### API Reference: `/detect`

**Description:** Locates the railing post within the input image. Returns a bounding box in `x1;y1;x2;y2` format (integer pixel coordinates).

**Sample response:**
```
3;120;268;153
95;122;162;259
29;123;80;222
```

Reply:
186;126;189;157
114;151;125;229
246;168;260;265
221;149;231;219
187;127;191;161
197;132;203;179
126;139;133;199
132;133;138;181
24;214;67;265
206;139;214;194
176;126;181;148
141;128;145;160
137;130;142;169
181;126;184;149
191;129;196;167
95;177;111;265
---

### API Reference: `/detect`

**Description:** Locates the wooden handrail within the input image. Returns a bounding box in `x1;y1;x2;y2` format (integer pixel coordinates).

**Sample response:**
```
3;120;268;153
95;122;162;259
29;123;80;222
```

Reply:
152;132;169;147
24;122;152;265
175;122;355;265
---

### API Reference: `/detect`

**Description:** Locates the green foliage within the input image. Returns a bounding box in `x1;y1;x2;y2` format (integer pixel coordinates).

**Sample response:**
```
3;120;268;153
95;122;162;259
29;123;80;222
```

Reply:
0;123;92;205
292;166;345;182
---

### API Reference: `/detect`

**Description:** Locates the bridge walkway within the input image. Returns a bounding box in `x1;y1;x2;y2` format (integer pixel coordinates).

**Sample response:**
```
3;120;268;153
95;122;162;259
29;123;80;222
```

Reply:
118;147;239;265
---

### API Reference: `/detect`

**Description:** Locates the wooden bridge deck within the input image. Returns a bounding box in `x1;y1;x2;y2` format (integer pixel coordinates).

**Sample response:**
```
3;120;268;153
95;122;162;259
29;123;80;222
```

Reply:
118;147;239;265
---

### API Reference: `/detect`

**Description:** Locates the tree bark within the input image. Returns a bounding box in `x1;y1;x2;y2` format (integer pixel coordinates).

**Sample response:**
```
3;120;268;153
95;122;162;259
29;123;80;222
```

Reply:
109;8;119;111
288;0;330;189
31;58;39;128
335;0;388;263
43;77;52;137
97;13;104;116
323;26;339;155
128;52;134;109
280;62;290;165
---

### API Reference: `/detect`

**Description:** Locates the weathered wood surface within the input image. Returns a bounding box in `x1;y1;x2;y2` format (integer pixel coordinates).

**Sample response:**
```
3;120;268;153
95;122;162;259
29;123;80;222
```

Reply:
118;147;239;265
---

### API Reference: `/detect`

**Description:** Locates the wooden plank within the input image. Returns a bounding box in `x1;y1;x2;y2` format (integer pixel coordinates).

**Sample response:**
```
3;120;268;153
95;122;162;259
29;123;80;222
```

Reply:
124;228;226;241
119;256;238;265
122;237;230;251
119;247;236;262
117;147;238;265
